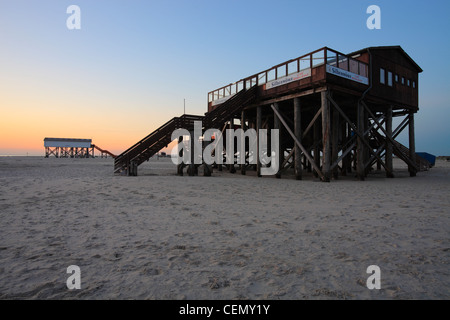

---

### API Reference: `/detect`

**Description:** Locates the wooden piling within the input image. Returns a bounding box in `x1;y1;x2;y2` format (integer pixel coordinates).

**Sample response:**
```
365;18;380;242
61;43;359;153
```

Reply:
321;91;331;182
357;102;365;180
241;110;246;175
273;103;281;179
256;106;262;177
294;97;302;180
385;106;394;178
408;111;417;177
331;107;339;180
229;118;236;174
313;119;320;178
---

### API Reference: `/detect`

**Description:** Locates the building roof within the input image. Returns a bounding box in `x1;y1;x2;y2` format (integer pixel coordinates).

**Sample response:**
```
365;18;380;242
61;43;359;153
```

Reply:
349;46;423;73
44;138;92;143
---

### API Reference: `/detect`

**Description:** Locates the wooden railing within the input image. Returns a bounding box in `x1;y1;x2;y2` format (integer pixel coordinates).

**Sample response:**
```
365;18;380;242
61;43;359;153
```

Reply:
207;47;369;106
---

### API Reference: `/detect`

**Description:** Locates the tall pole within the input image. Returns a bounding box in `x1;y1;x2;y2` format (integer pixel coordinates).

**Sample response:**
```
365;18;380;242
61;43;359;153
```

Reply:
184;99;186;115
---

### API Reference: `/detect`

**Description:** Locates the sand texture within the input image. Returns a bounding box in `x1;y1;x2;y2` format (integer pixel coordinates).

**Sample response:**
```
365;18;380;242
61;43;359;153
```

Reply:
0;156;449;299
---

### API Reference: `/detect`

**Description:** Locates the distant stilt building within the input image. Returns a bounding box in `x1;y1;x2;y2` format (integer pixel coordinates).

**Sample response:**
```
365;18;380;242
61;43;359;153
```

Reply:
44;138;93;158
44;138;117;158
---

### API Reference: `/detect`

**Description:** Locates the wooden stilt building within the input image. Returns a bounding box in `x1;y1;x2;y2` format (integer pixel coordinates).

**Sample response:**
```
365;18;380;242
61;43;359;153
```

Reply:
44;138;116;158
114;46;430;180
44;138;94;158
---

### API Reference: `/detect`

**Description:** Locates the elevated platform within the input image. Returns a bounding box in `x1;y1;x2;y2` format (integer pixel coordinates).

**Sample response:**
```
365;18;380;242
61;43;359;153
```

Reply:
115;46;424;181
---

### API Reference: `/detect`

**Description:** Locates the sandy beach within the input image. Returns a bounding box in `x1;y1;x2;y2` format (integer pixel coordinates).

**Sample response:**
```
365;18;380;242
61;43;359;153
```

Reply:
0;156;449;299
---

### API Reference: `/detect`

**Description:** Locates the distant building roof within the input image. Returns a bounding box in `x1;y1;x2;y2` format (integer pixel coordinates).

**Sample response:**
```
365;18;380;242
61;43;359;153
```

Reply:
43;138;92;148
44;138;92;143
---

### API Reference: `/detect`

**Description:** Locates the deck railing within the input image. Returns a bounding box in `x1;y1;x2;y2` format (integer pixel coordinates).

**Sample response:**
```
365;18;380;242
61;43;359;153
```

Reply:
208;47;369;105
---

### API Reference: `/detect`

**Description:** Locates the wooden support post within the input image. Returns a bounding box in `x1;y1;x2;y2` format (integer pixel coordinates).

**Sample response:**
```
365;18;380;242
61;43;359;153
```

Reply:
270;104;325;181
347;123;353;174
294;97;302;180
377;160;382;170
229;118;236;173
313;120;320;178
332;107;339;180
203;136;212;177
321;91;331;182
341;122;348;176
188;132;196;176
409;111;417;177
273;103;281;179
250;121;257;172
177;136;184;176
357;102;365;180
307;151;312;172
129;160;137;176
241;110;246;175
364;111;370;175
256;106;262;177
385;106;394;178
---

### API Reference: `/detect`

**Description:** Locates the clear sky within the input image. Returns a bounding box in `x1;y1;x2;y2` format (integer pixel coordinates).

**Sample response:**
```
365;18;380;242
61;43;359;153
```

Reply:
0;0;449;156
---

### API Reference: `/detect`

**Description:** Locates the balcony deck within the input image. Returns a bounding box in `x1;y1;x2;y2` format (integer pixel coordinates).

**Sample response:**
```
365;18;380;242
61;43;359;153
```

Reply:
208;47;369;113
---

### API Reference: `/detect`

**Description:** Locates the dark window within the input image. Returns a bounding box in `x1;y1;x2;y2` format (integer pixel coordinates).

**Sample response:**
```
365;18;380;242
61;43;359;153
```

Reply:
407;79;410;87
380;68;385;84
413;81;416;89
402;77;405;85
388;72;393;87
395;74;399;82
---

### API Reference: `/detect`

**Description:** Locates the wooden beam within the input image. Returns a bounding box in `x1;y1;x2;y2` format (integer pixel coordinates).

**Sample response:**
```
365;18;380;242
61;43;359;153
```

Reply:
385;106;394;178
393;116;410;139
281;147;295;170
327;94;393;177
256;106;262;177
241;110;246;175
321;91;331;182
302;107;321;139
332;106;339;179
245;87;327;109
229;118;236;173
409;111;417;177
270;104;326;181
294;97;302;180
361;101;418;172
341;122;349;175
357;102;365;180
313;120;320;178
189;131;195;176
273;103;282;179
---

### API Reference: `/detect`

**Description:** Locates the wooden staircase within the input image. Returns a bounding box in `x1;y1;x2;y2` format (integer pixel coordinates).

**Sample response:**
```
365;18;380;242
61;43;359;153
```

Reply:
114;86;257;175
371;131;431;172
203;86;257;129
114;114;204;175
391;139;431;171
